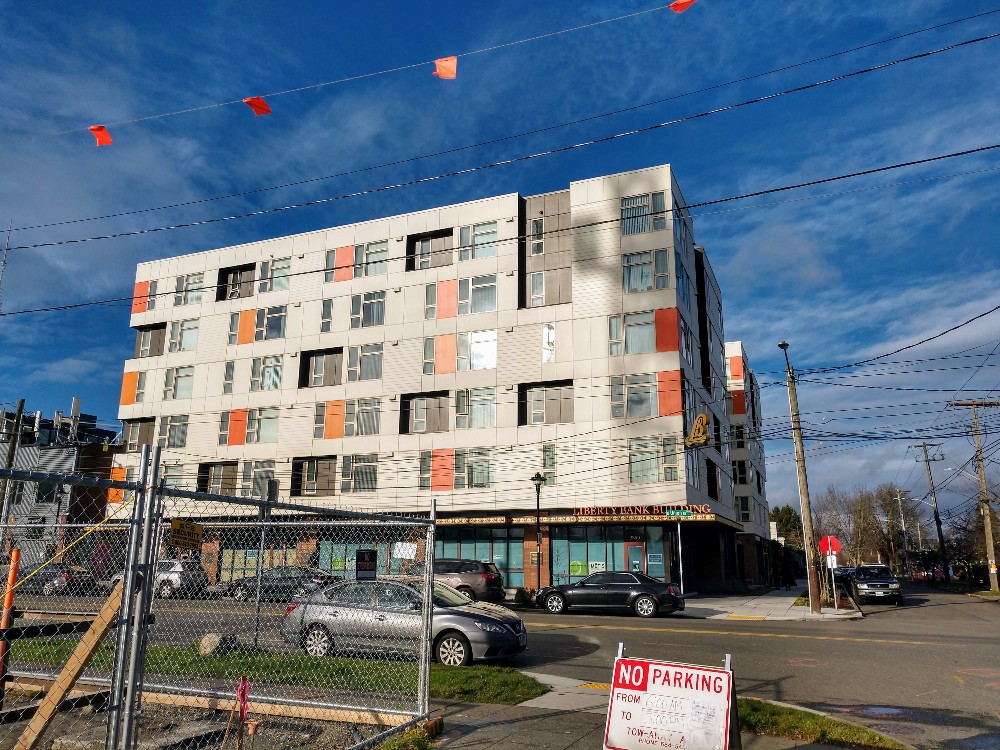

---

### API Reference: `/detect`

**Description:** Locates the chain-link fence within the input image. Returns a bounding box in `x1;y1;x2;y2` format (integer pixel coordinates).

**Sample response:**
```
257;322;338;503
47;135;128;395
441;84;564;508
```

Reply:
0;449;435;750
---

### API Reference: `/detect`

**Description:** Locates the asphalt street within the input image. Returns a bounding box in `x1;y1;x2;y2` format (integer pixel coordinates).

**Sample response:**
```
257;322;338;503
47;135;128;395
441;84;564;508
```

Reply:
14;583;1000;749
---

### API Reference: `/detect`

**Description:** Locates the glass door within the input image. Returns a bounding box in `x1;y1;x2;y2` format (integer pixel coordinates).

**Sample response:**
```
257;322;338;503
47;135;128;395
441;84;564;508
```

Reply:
625;542;646;574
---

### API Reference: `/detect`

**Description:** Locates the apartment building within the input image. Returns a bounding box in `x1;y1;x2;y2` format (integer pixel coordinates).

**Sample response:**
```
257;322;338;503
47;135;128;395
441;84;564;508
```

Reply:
725;341;771;584
116;164;767;591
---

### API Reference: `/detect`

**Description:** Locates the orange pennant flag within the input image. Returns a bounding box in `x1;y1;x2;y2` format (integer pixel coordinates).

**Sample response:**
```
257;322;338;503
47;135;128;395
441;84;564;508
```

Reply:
433;56;457;80
88;125;113;146
243;96;272;116
670;0;697;12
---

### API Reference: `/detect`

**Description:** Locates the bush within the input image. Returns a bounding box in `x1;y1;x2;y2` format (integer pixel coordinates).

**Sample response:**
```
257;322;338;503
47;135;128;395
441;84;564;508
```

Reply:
513;587;536;605
379;727;433;750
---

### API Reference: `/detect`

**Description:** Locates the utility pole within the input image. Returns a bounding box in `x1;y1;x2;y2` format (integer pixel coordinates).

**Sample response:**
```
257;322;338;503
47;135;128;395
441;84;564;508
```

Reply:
895;489;910;577
948;401;1000;593
0;399;25;558
778;342;821;614
912;442;949;582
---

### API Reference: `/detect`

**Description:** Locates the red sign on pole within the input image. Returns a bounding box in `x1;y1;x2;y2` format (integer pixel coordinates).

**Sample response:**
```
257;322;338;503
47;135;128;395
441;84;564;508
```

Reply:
818;536;841;556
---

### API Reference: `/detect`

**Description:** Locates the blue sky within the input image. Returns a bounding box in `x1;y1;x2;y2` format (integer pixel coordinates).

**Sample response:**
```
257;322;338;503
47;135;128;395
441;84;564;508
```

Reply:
1;1;998;520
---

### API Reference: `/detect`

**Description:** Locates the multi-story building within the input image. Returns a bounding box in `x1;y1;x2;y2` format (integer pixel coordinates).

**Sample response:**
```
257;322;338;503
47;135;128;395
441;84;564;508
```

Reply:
116;164;766;592
725;341;770;584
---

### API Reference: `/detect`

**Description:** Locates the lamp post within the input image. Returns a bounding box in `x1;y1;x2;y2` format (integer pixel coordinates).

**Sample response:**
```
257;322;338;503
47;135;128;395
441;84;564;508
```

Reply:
531;472;545;591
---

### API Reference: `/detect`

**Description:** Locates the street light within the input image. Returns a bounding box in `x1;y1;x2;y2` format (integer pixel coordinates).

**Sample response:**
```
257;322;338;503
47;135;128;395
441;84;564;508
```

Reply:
531;472;545;591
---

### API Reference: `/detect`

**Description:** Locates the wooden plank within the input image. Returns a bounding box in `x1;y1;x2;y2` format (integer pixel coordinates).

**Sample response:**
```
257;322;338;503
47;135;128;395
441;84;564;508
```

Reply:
13;611;98;624
14;581;125;750
0;691;110;725
0;623;95;640
140;692;411;727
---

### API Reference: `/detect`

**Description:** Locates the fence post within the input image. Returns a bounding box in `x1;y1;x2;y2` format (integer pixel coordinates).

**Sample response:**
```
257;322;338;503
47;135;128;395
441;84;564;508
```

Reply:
106;445;152;750
252;479;277;649
417;498;436;718
121;447;161;750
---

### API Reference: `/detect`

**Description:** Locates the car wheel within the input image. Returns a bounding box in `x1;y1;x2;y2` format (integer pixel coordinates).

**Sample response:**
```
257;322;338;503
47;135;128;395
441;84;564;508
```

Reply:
544;593;567;614
457;587;476;601
633;595;658;618
895;596;905;606
158;582;174;599
303;624;333;657
232;585;248;602
435;632;472;667
41;581;57;596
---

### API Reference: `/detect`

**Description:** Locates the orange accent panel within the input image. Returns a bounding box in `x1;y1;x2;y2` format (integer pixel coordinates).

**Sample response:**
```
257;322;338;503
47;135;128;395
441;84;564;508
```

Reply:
729;356;744;380
119;371;138;406
435;334;456;375
431;449;455;491
108;466;126;503
731;390;747;415
237;309;256;345
228;409;248;446
334;245;355;282
658;371;682;417
437;279;458;319
132;282;149;314
655;308;679;353
324;400;345;439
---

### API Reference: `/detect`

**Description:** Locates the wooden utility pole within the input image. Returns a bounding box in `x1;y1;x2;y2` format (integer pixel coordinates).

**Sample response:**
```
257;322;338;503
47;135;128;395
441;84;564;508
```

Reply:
948;401;1000;593
0;399;25;556
912;442;949;582
779;342;821;614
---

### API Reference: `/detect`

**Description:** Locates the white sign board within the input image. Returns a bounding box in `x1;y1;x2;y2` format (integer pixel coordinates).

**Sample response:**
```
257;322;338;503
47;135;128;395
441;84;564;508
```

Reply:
605;657;732;750
826;553;838;569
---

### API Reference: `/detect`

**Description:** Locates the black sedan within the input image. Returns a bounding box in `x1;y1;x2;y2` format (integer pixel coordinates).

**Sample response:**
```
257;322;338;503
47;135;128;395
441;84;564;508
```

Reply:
223;566;342;602
537;571;684;618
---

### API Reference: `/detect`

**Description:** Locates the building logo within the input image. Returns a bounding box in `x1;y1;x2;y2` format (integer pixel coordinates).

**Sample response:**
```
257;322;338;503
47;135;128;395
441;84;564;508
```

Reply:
684;413;710;447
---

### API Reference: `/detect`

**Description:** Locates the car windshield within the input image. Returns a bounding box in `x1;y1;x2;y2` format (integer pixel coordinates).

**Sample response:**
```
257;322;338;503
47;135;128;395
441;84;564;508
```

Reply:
855;567;893;580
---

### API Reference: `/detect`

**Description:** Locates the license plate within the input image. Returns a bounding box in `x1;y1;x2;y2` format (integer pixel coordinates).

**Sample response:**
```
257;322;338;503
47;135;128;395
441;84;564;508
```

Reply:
875;591;886;596
518;633;527;646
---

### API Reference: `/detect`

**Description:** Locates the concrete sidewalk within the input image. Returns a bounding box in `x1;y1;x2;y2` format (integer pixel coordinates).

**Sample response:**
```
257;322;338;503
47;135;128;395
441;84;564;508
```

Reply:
678;580;861;621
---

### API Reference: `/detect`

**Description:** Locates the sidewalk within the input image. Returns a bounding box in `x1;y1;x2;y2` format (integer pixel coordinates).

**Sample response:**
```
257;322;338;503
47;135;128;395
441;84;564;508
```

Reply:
677;580;861;621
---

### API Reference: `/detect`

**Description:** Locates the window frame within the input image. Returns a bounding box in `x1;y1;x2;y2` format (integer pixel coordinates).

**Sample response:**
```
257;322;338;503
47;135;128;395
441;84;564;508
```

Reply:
620;191;667;236
422;337;435;375
259;256;290;293
254;306;287;341
456;329;497;372
541;323;556;363
250;355;283;392
454;448;493;489
458;274;497;315
163;366;194;400
354;240;389;277
530;218;544;255
611;373;657;418
173;273;203;306
341;454;378;492
321;299;333;332
424;284;436;320
246;407;279;444
528;271;544;308
347;343;383;382
157;414;188;448
313;403;326;438
168;319;199;352
458;221;497;261
456;387;496;429
344;397;381;436
350;290;386;329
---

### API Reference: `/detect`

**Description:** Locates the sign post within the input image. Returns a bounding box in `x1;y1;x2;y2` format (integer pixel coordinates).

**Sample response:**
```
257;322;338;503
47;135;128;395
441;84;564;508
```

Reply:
604;654;737;750
818;536;841;610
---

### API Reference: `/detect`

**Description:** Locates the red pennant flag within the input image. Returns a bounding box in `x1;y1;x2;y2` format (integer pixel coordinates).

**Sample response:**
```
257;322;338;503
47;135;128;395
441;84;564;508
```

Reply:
243;96;272;116
670;0;697;12
433;56;457;80
88;125;113;146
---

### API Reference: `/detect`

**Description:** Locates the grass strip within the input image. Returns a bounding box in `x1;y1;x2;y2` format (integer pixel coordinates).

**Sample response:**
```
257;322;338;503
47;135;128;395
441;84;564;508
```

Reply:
738;697;908;749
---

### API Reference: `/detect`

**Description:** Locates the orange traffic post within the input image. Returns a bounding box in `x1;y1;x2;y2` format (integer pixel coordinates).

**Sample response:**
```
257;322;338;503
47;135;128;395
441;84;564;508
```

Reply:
0;548;23;709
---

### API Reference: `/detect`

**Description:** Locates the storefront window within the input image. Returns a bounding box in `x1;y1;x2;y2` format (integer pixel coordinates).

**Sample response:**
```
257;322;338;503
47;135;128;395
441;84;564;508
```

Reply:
435;526;525;588
551;525;671;585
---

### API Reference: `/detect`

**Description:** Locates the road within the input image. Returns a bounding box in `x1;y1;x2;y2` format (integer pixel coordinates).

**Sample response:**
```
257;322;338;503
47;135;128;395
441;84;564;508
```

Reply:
14;582;1000;749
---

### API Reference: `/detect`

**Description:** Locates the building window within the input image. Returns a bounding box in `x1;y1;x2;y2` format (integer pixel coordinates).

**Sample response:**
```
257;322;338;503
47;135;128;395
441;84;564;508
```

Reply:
609;311;655;355
354;240;389;277
157;415;188;448
259;257;290;292
738;496;751;522
241;460;275;499
542;323;556;363
255;306;286;341
730;425;745;450
313;403;326;438
228;313;239;345
161;465;185;489
622;250;668;294
134;372;147;403
350;291;386;328
223;361;235;394
456;387;495;429
530;218;544;255
422;338;435;375
611;374;657;418
347;343;383;381
219;412;230;446
733;460;748;485
419;451;432;490
218;264;255;300
629;438;661;484
454;448;493;489
341;454;377;492
345;398;381;436
415;238;432;269
413;398;428;433
302;348;342;388
246;407;279;444
163;366;194;400
675;251;692;308
686;450;700;488
529;387;545;424
168;319;199;352
528;272;544;308
458;274;497;315
321;299;333;332
458;221;497;260
457;330;497;371
125;422;142;452
424;284;436;320
663;438;678;481
542;443;556;485
173;273;203;306
250;355;283;391
621;191;666;235
680;317;695;366
146;280;158;310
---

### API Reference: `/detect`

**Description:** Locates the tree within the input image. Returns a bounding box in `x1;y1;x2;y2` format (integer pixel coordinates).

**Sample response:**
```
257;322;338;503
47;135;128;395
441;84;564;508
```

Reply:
769;505;803;550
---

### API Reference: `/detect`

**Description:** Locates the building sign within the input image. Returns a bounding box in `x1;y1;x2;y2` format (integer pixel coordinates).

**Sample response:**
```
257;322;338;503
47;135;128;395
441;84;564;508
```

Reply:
169;519;204;551
647;554;663;566
575;505;704;518
684;413;711;447
605;657;733;750
435;506;717;526
356;549;377;580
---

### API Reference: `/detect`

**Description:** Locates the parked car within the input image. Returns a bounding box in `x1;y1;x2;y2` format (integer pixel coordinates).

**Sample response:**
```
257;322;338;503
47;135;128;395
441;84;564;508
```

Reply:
536;571;684;618
432;559;505;602
832;567;853;586
849;564;903;604
281;578;526;667
18;562;98;596
223;566;341;602
112;559;209;599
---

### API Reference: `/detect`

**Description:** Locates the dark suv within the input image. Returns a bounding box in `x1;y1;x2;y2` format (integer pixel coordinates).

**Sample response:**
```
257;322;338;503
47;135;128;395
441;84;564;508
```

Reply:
850;564;903;605
433;559;505;602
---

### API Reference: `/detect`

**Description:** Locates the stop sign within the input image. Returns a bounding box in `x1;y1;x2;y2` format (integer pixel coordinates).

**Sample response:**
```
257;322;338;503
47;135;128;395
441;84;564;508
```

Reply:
819;536;841;555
